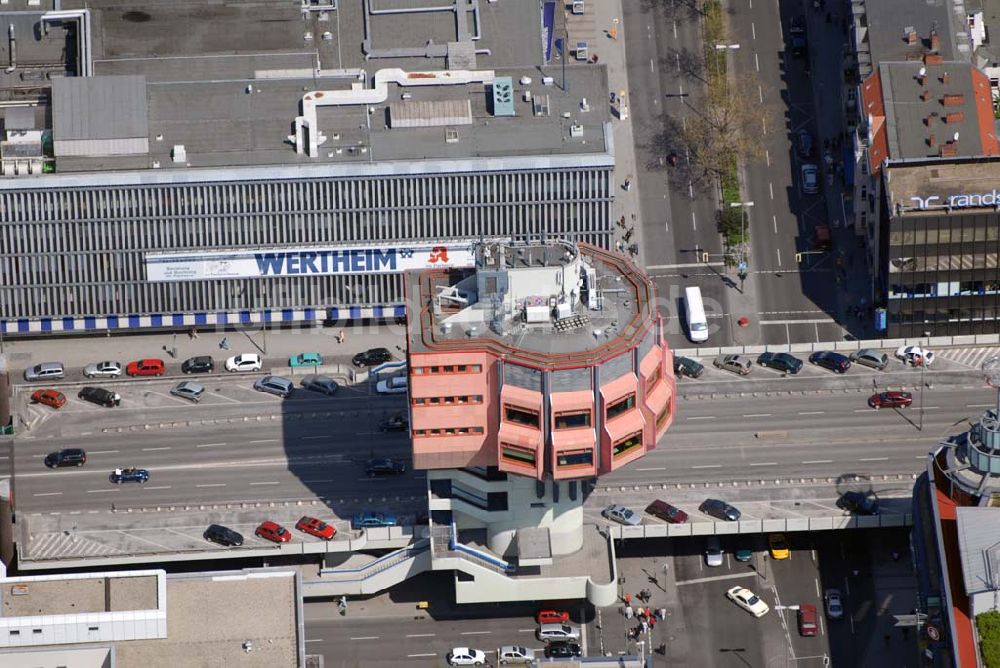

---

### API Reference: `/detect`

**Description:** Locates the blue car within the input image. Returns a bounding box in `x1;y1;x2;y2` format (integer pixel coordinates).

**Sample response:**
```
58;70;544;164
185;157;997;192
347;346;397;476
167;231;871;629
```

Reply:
109;467;149;484
352;511;397;529
756;352;803;374
289;352;324;367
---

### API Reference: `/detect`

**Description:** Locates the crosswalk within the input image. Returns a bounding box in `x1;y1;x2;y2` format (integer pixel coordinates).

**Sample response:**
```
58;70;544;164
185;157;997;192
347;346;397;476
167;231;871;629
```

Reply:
937;347;1000;370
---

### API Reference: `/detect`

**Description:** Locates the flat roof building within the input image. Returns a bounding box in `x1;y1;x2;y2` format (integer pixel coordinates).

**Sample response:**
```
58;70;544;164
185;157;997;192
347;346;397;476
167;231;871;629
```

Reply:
0;0;616;336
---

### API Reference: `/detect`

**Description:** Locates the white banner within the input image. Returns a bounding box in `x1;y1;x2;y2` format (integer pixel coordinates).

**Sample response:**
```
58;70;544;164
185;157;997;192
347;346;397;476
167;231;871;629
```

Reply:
146;243;476;282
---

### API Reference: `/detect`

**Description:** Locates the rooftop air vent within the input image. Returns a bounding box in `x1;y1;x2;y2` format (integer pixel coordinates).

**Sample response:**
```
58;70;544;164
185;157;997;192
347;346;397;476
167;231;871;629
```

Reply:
492;76;515;117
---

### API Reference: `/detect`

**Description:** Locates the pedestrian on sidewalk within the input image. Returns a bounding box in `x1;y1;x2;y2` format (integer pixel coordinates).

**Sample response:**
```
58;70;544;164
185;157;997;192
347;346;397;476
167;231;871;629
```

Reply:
337;329;346;344
624;605;633;619
219;337;229;350
624;592;632;606
649;616;656;630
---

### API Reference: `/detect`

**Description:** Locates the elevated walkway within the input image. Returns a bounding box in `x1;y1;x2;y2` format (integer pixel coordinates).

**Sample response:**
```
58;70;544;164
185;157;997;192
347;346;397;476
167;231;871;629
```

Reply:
302;539;431;597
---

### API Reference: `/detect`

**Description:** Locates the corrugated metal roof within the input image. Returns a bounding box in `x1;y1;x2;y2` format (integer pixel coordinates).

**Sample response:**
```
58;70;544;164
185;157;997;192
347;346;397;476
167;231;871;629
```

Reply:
389;99;472;128
4;107;36;131
957;506;1000;595
53;75;149;141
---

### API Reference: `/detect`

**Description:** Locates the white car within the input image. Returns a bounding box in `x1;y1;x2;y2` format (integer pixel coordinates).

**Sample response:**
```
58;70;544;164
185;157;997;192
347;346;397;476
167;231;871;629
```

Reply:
447;647;487;666
895;345;935;366
83;360;123;378
602;504;641;526
375;376;408;394
801;163;819;194
726;586;770;618
225;353;263;372
705;536;723;567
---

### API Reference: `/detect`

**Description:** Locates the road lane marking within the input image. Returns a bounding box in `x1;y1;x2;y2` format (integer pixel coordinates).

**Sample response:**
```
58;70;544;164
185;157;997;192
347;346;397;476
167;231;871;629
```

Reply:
687;416;715;420
646;262;725;270
196;442;226;448
650;58;654;72
798;411;824;415
196;483;226;488
802;460;833;464
350;636;379;640
250;439;279;444
250;481;280;486
302;435;328;440
755;52;760;71
859;457;888;462
143;485;171;490
636;467;666;471
677;572;755;586
408;654;437;658
460;631;491;635
692;464;722;469
750;462;778;467
968;403;993;408
142;446;171;451
406;633;435;638
743;413;772;417
772;215;778;233
752;22;756;40
306;639;324;643
776;248;782;266
33;492;62;497
769;182;774;200
854;409;872;413
691;210;697;230
87;489;118;494
89;450;120;455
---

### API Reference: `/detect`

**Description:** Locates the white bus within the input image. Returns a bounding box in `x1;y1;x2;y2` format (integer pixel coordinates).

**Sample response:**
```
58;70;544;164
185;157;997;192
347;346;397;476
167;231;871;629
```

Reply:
684;286;709;343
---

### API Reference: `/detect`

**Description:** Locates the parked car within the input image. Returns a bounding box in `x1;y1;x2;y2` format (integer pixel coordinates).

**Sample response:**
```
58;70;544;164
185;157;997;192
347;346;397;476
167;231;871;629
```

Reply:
713;354;753;375
851;348;889;370
797;129;813;157
536;610;570;624
544;642;582;658
645;499;689;524
352;347;393;367
602;504;641;526
896;345;935;366
801;163;819;194
253;375;294;398
24;362;65;382
204;524;244;547
734;547;753;563
170;381;205;403
126;358;165;377
757;352;803;374
497;645;533;665
255;521;292;543
181;355;215;374
379;414;409;432
31;389;66;409
364;457;406;477
824;588;844;619
797;603;818;636
295;516;336;540
225;353;262;372
376;376;408;394
352;512;397;529
837;491;878;515
447;648;487;666
705;536;724;567
699;498;741;521
536;623;581;642
109;467;149;484
768;533;790;560
289;352;324;367
78;386;122;407
726;586;770;617
83;360;123;378
300;374;339;396
673;356;705;379
809;351;851;373
868;390;913;409
44;448;86;468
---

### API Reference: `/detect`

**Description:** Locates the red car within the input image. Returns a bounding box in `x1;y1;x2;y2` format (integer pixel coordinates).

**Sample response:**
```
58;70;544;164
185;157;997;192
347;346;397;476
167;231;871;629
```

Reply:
255;521;292;543
126;358;165;377
536;609;570;624
868;391;913;409
797;603;818;636
31;389;67;409
295;516;336;540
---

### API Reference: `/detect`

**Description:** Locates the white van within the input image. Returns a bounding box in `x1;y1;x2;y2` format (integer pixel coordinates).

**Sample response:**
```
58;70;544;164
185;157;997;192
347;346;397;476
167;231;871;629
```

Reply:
684;286;709;342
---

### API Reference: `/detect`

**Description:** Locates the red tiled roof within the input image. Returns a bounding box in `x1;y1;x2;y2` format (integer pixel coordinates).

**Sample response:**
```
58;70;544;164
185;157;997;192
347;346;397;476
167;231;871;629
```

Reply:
972;69;1000;156
935;487;979;668
861;72;888;174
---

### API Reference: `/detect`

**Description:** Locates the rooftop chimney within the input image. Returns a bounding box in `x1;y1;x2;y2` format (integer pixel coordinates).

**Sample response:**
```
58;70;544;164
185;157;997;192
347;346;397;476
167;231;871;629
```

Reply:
924;54;944;65
942;94;965;106
930;30;940;52
922;89;932;101
942;71;950;85
928;133;937;147
918;66;927;86
926;114;935;126
906;29;919;44
945;111;964;123
939;142;958;157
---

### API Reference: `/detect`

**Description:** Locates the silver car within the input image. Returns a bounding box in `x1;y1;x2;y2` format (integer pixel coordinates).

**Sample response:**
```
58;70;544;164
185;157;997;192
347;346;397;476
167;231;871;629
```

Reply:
602;504;641;526
300;374;339;396
713;354;753;375
851;348;888;370
84;360;123;379
170;381;204;403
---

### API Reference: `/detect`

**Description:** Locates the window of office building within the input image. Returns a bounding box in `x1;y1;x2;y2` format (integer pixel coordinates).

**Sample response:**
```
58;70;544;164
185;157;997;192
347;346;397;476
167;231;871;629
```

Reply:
504;404;540;428
656;402;672;430
501;443;536;467
612;431;643;458
557;449;594;468
645;366;662;394
554;410;591;430
606;393;636;420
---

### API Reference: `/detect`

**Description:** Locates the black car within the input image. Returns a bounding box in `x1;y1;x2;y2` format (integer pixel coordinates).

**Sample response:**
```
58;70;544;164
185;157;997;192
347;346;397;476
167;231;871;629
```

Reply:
757;352;803;374
379;414;409;432
545;642;582;658
699;498;741;522
45;448;87;468
809;351;851;374
352;347;393;367
837;491;878;516
110;467;150;484
204;524;244;547
181;355;214;374
364;457;407;477
673;356;705;379
78;386;121;407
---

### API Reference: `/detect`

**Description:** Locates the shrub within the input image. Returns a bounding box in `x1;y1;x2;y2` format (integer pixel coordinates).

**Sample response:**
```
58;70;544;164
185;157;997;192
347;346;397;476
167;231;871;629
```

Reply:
977;610;1000;668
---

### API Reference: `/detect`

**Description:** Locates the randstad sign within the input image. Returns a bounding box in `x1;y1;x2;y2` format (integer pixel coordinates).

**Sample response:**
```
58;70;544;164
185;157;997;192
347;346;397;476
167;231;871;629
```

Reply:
146;243;475;282
910;190;1000;210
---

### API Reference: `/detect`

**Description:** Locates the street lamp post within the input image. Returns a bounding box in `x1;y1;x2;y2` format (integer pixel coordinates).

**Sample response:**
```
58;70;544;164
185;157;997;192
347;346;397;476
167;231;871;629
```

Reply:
729;201;753;290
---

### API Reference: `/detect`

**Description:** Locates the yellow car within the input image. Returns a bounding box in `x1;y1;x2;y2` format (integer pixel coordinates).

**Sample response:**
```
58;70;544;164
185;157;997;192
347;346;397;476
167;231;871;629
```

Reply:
768;533;790;560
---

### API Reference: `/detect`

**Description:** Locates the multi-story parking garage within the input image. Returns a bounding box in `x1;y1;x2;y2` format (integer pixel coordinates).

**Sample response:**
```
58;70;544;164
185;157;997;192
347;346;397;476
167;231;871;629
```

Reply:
0;1;613;336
